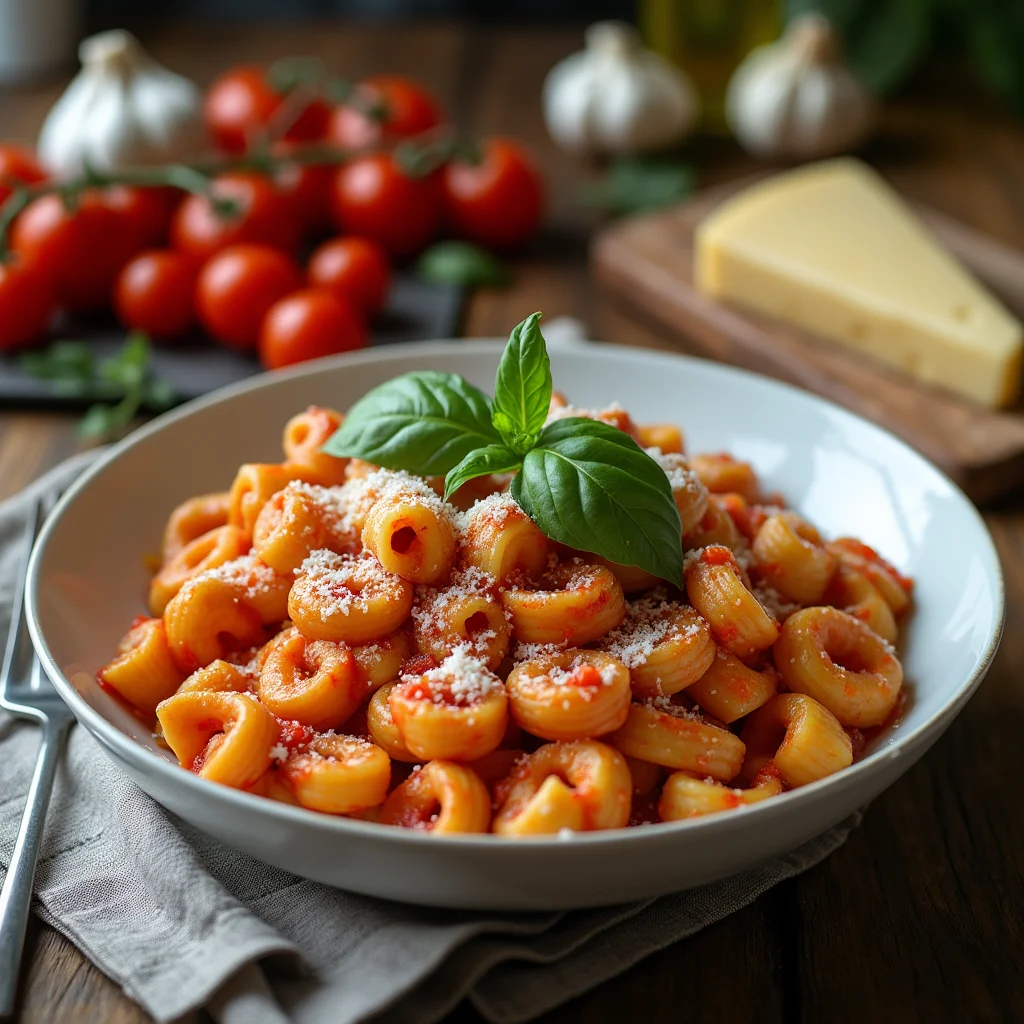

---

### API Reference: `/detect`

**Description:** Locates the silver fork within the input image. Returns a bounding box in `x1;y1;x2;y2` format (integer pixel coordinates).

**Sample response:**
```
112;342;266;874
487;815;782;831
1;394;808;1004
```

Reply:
0;497;75;1019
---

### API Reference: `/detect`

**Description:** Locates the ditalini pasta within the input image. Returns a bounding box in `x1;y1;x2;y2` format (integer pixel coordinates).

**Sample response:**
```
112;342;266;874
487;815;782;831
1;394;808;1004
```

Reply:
99;400;913;837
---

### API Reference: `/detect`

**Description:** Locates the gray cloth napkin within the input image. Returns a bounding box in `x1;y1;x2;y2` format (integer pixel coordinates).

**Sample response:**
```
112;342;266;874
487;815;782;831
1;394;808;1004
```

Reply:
0;453;861;1024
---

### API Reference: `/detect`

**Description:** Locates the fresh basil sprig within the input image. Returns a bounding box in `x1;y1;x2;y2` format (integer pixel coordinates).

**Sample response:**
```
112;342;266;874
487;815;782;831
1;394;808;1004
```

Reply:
322;314;683;584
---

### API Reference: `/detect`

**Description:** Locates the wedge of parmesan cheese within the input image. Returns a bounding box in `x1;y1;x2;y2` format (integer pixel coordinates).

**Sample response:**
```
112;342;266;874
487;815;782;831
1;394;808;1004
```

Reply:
695;158;1023;407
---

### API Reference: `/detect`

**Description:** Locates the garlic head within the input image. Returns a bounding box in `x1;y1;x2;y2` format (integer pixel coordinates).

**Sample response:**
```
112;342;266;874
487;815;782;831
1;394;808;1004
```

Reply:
543;21;699;157
725;14;873;161
38;29;205;176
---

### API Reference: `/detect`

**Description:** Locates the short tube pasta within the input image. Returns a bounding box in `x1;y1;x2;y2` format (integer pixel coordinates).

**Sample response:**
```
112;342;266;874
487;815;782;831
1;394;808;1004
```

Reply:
367;681;419;761
362;490;457;585
752;512;836;604
99;617;185;715
824;567;898;645
608;701;746;781
149;525;250;616
506;650;632;741
279;733;391;814
156;690;278;788
502;561;626;646
685;648;778;724
686;546;779;657
740;693;853;787
162;492;231;562
380;760;492;833
774;606;903;727
282;406;346;485
658;772;778;821
458;493;551;581
493;740;632;835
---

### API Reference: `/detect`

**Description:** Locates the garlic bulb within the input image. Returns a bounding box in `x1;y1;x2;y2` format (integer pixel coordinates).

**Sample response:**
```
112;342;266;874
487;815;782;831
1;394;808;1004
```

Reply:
725;14;873;161
543;21;699;157
38;30;205;176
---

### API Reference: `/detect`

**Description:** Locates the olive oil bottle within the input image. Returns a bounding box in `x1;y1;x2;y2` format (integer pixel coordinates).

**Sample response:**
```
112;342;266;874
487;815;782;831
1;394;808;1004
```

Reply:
640;0;782;131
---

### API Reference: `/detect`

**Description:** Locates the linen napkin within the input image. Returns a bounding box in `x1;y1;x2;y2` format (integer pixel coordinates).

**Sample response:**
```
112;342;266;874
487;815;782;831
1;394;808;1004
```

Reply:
0;452;861;1024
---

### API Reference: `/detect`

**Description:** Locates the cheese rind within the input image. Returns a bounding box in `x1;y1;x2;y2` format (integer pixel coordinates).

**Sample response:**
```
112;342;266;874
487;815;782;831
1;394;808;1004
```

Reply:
695;158;1023;408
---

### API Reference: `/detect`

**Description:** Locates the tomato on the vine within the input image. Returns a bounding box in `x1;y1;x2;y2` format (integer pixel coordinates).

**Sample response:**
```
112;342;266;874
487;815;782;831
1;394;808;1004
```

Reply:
307;236;390;316
196;243;303;350
105;185;181;250
259;287;367;369
441;138;544;251
0;256;54;350
114;250;196;339
204;65;329;154
327;75;442;150
11;191;139;311
171;173;299;263
273;143;334;234
0;144;46;206
331;154;440;257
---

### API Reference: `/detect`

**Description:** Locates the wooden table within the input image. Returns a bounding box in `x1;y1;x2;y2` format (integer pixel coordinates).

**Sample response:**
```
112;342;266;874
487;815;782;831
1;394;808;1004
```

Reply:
4;22;1024;1024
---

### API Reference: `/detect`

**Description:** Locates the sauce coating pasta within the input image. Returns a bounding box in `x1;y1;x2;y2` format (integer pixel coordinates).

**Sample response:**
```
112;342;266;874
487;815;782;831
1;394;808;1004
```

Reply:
102;396;914;837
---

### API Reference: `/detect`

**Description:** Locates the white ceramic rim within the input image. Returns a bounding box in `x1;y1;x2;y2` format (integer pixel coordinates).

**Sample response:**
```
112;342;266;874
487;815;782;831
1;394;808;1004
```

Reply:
25;338;1006;848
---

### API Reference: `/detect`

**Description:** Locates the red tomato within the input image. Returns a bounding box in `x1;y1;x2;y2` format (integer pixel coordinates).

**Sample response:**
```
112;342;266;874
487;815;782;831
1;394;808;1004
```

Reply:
104;185;181;250
307;236;390;316
0;256;54;350
11;191;138;311
327;75;442;150
204;65;329;154
273;144;334;234
442;138;544;251
196;244;303;351
114;249;197;339
0;143;46;208
331;155;440;257
171;173;299;264
259;288;367;369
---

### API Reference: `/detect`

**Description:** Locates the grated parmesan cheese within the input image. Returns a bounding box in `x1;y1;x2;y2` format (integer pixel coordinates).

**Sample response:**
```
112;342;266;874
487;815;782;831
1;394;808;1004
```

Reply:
294;550;406;620
401;646;503;705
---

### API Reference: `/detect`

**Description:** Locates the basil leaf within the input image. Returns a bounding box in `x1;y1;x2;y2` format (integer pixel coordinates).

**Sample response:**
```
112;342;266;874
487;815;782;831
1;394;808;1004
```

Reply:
492;312;552;454
443;443;522;501
417;241;509;287
511;418;683;584
323;371;501;476
582;157;697;216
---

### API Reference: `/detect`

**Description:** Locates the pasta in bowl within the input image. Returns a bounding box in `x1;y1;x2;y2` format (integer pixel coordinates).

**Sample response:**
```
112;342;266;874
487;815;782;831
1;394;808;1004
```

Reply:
26;332;1002;908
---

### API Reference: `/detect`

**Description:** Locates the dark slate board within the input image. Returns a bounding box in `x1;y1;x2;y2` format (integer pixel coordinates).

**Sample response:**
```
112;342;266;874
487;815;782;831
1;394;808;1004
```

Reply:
0;273;463;408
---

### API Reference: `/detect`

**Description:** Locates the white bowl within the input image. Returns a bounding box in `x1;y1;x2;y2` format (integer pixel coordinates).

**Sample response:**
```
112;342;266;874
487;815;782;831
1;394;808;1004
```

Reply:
26;340;1003;910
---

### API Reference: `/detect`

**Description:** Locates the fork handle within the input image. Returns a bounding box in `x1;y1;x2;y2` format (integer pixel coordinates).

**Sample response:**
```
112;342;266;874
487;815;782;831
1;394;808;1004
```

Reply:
0;715;72;1020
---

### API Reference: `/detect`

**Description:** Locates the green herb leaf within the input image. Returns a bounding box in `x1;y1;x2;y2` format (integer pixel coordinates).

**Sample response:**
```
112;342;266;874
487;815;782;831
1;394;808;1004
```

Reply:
78;403;117;439
582;157;697;216
18;340;94;382
511;417;683;584
323;371;502;476
267;55;327;94
417;241;509;288
443;443;523;501
491;312;552;453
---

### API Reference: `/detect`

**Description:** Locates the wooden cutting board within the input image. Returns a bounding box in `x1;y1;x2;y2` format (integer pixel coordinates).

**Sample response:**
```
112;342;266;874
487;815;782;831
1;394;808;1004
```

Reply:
591;177;1024;503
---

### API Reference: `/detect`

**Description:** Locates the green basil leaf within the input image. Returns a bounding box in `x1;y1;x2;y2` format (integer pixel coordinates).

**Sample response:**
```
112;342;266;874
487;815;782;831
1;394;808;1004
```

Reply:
322;371;501;476
491;312;552;454
417;241;509;287
511;417;683;584
582;157;697;216
443;443;522;501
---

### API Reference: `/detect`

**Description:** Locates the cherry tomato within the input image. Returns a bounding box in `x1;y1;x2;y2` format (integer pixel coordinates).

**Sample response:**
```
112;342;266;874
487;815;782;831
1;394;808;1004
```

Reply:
0;256;54;350
331;155;440;257
442;138;544;251
171;173;299;264
11;191;138;311
307;236;390;316
273;144;334;234
204;65;329;154
105;185;181;250
259;287;367;369
114;250;197;339
0;143;46;207
327;75;442;150
196;243;303;351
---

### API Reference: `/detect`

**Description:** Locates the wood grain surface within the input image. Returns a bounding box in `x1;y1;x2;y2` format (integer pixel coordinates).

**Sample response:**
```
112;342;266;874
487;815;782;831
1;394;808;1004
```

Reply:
593;178;1024;502
2;23;1024;1024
